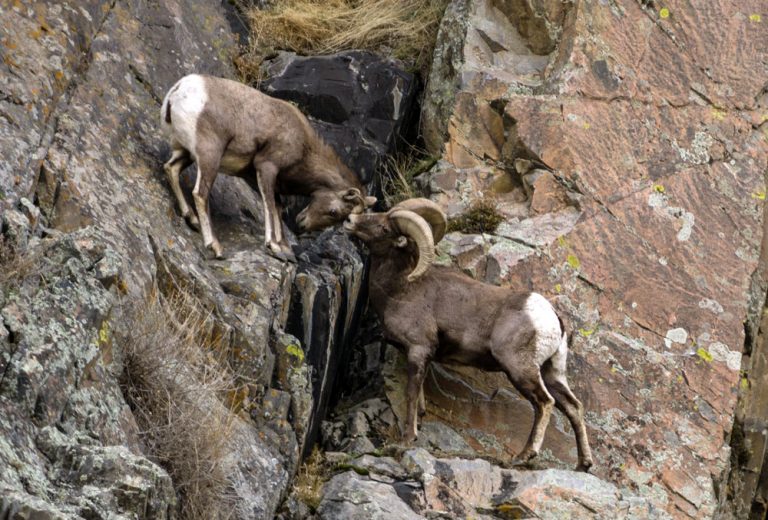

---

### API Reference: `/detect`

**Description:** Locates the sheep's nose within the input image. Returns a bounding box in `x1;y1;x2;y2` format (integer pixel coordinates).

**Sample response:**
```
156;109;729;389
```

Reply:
296;212;308;229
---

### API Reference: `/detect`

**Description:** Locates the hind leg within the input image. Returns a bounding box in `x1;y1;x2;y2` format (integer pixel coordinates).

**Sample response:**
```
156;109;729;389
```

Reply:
504;365;555;463
192;147;223;258
542;348;593;471
163;146;198;228
492;330;555;463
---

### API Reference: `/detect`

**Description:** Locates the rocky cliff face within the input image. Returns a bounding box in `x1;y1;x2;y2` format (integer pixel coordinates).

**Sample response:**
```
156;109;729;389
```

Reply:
1;0;766;519
0;0;414;518
412;0;767;518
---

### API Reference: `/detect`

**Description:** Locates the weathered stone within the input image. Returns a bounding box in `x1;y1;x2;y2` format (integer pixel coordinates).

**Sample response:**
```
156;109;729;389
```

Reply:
342;436;377;456
37;427;176;519
317;471;424;520
414;421;474;455
259;388;293;422
411;453;667;519
529;170;572;216
350;455;408;480
401;448;437;479
1;210;30;251
324;451;350;465
415;0;767;517
347;410;371;438
321;421;347;451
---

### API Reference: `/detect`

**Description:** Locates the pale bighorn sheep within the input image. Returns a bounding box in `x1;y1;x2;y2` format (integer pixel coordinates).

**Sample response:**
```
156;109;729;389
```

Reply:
344;199;593;471
160;74;376;260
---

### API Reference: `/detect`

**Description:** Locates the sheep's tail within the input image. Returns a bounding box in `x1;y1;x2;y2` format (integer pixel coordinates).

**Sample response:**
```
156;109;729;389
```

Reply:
160;79;182;129
557;314;572;351
160;93;173;128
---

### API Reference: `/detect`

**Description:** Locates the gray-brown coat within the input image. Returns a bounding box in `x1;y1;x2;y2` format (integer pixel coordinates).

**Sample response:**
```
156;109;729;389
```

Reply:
344;199;593;471
160;74;376;259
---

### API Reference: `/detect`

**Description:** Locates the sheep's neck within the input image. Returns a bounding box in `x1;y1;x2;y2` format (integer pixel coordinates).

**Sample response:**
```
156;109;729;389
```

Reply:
369;249;415;300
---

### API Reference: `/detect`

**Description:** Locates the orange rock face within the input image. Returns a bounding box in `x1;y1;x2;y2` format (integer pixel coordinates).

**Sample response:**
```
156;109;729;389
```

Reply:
419;0;767;517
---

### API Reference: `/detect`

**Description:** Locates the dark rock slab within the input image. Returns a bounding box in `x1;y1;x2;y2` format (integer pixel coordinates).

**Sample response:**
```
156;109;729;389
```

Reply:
261;50;419;187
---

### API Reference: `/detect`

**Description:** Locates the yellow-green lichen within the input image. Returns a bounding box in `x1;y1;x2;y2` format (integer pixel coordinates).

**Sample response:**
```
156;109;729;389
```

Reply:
659;7;670;18
711;109;726;121
98;320;110;345
566;254;581;269
696;347;713;363
286;343;305;363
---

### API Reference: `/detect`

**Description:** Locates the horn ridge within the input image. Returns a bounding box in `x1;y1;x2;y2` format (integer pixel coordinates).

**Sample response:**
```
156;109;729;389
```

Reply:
390;198;447;243
388;209;436;281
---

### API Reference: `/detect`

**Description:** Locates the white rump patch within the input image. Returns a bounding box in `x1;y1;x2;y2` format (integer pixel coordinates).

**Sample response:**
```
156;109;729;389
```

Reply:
523;293;562;363
166;74;208;154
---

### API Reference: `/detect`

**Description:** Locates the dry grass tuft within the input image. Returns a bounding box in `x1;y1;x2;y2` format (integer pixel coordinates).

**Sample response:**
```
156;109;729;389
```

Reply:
447;197;505;235
120;286;240;519
381;151;437;207
236;0;449;80
291;446;330;511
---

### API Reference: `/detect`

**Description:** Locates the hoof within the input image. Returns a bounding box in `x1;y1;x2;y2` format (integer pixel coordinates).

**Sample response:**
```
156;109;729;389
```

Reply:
510;450;538;467
281;247;297;264
575;461;593;473
207;240;223;259
509;457;535;469
267;242;296;263
401;431;418;444
185;214;200;231
269;250;296;263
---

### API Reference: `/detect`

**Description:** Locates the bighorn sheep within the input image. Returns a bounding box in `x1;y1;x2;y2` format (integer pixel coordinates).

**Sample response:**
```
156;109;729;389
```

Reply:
344;199;593;471
160;74;376;260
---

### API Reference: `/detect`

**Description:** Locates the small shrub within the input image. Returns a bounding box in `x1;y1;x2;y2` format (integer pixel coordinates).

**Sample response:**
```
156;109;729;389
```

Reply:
119;286;239;519
235;0;449;80
447;198;505;235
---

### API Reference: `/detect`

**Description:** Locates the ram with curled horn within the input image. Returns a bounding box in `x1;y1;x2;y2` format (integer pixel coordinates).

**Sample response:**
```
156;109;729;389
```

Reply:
344;198;593;471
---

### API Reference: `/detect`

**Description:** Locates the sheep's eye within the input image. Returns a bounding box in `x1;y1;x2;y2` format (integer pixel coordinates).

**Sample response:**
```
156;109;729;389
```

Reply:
330;208;339;217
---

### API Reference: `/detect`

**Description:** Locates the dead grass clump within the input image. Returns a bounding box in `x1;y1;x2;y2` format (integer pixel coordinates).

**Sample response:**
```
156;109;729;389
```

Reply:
238;0;448;78
447;198;505;235
381;152;437;207
292;446;330;511
119;286;239;519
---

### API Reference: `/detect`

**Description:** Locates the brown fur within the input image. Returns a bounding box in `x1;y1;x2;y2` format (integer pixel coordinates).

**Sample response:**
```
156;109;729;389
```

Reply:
346;212;593;471
162;74;375;260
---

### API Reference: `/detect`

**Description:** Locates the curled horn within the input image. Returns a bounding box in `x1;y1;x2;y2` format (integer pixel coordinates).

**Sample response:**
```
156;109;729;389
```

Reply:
388;209;436;282
391;198;447;243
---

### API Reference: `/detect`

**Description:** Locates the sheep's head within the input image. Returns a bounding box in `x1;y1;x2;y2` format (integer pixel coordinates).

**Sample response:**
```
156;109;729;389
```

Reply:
296;188;377;232
344;198;447;281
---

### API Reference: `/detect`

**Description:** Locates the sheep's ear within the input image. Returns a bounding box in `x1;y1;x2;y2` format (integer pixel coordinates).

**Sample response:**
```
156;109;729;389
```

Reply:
364;196;377;207
342;188;362;202
394;236;408;248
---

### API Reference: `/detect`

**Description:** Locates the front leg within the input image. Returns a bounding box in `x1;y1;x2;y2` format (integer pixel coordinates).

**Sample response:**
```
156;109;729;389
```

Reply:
254;161;284;258
273;197;296;263
403;347;431;443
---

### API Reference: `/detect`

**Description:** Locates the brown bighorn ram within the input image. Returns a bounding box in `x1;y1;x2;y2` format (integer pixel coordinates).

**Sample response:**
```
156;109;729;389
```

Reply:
344;199;593;471
160;74;376;260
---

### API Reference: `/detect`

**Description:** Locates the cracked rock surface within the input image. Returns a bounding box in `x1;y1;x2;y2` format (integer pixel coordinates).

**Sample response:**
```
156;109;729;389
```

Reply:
0;0;415;518
411;0;768;518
